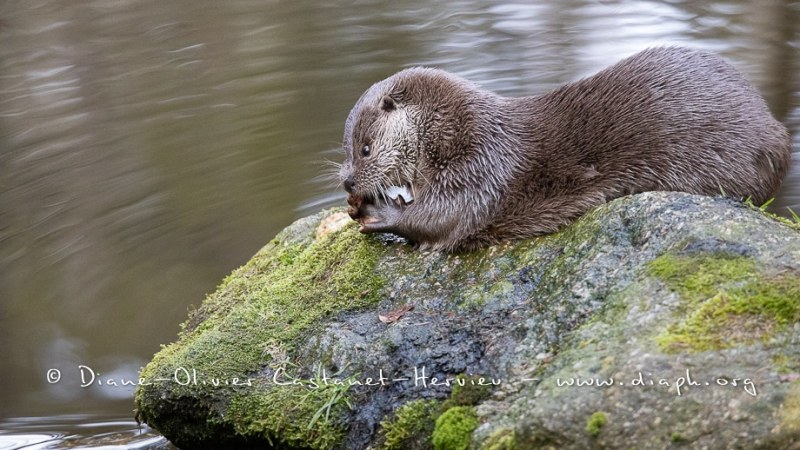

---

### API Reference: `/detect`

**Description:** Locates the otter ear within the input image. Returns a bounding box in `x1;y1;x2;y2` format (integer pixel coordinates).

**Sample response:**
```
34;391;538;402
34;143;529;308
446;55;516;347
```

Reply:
380;95;396;112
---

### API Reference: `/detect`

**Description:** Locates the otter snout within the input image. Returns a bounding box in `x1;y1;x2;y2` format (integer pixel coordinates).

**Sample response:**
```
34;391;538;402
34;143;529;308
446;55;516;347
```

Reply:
343;176;355;193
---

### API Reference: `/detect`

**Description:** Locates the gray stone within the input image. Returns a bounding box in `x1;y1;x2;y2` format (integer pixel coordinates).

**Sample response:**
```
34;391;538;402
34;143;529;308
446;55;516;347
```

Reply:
135;192;800;449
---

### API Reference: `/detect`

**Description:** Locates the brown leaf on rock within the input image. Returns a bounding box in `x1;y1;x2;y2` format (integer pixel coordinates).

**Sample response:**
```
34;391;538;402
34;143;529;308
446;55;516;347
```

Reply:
378;304;414;324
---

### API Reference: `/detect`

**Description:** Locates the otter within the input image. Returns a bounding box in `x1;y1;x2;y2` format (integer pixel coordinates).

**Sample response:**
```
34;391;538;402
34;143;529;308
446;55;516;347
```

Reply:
339;46;791;252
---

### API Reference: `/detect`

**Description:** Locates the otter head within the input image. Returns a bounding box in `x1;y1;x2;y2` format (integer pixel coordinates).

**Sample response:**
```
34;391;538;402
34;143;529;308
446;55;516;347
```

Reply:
339;68;479;227
339;73;422;214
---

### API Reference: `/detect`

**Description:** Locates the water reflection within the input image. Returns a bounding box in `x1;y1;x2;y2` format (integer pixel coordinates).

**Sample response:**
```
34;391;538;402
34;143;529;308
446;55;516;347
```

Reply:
0;0;797;441
0;416;173;449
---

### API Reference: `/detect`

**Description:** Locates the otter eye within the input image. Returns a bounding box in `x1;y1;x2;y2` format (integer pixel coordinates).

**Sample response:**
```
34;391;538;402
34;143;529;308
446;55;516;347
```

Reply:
361;145;370;157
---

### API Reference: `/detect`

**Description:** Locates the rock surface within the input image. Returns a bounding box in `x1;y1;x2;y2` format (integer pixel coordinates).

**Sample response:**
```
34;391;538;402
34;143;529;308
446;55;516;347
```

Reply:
135;192;800;449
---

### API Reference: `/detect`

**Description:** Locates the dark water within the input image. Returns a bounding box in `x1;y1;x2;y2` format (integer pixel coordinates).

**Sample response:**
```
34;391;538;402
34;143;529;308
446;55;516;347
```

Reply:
0;416;171;449
1;0;797;446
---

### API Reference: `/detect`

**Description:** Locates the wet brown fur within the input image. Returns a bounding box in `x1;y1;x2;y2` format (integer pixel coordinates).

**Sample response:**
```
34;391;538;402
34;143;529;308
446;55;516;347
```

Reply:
340;47;792;251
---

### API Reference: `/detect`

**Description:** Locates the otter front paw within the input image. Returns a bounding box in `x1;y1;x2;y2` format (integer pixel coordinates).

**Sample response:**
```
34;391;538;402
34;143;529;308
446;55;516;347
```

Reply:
358;201;404;234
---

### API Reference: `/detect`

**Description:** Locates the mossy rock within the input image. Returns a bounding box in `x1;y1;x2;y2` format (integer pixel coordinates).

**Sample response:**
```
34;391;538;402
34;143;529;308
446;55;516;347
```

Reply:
135;193;800;449
585;411;607;437
379;399;440;450
432;406;479;450
135;210;384;448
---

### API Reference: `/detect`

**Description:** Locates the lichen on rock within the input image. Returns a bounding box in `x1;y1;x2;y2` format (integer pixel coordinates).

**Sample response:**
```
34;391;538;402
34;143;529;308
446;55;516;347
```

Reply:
135;193;800;449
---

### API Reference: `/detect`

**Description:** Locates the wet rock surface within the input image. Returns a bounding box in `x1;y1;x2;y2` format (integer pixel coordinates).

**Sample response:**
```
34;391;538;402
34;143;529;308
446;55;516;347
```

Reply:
135;192;800;449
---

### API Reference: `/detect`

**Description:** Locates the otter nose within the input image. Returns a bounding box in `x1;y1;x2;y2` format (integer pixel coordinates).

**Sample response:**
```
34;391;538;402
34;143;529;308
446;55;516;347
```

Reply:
343;176;355;193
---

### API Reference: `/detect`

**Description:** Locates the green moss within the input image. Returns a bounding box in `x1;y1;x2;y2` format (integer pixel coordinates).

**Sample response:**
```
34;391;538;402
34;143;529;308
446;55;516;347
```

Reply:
227;379;350;450
585;411;607;437
779;381;800;433
772;354;799;374
648;253;755;301
743;196;800;231
377;373;495;450
136;218;386;448
377;373;495;449
380;399;441;450
649;253;800;352
481;428;516;450
432;406;479;450
670;431;684;442
441;374;494;410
